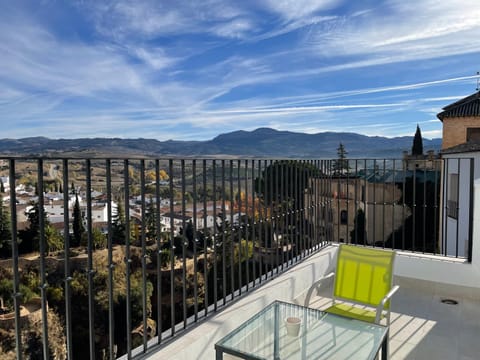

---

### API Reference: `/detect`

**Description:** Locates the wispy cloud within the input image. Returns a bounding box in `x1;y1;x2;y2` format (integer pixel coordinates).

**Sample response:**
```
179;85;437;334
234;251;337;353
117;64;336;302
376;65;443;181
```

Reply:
83;0;254;40
260;0;343;20
311;0;480;63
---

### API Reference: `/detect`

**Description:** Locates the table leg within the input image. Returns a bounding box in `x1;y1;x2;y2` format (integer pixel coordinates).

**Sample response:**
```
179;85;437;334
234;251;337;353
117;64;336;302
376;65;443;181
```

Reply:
274;303;279;359
216;348;223;360
381;329;389;360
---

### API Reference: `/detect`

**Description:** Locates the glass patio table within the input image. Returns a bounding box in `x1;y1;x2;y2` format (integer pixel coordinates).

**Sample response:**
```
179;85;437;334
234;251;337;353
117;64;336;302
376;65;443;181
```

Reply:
215;300;389;360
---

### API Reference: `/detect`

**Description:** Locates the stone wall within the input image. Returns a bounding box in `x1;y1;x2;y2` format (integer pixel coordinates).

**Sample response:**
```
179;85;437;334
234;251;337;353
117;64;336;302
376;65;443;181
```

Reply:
0;298;43;330
0;255;88;273
442;116;480;149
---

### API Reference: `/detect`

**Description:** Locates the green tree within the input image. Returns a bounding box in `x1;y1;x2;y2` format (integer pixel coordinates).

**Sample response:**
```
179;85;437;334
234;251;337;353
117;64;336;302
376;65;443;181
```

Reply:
254;160;316;209
72;194;85;247
44;224;63;254
383;175;439;252
18;202;63;254
81;228;107;250
333;143;350;174
0;195;12;257
254;160;318;250
145;197;157;243
412;124;424;156
350;208;366;245
112;201;126;244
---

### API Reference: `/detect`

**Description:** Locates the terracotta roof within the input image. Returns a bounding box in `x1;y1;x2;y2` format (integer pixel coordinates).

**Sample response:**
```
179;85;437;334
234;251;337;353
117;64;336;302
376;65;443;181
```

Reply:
437;91;480;121
441;141;480;154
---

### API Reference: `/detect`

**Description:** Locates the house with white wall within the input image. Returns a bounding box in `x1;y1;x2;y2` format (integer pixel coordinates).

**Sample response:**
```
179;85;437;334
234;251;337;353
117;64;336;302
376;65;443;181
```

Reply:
438;90;480;258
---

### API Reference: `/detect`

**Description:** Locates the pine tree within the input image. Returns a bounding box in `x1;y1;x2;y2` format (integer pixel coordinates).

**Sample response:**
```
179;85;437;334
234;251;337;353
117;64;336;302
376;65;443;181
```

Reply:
412;124;424;156
333;143;350;174
72;194;84;247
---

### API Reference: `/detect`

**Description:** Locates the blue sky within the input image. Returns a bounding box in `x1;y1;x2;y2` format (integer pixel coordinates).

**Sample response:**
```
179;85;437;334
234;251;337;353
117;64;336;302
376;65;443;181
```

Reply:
1;0;480;141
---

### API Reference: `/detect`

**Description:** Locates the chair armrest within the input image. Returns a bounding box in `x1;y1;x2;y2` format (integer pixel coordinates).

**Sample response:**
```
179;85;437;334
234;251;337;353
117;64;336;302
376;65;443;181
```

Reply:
375;285;400;322
304;272;335;307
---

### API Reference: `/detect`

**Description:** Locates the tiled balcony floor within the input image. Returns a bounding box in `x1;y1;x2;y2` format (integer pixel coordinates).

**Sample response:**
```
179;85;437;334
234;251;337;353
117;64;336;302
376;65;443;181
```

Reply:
307;277;480;360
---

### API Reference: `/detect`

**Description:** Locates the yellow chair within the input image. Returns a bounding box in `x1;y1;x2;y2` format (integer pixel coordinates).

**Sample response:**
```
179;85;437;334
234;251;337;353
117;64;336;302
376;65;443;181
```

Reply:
304;244;399;325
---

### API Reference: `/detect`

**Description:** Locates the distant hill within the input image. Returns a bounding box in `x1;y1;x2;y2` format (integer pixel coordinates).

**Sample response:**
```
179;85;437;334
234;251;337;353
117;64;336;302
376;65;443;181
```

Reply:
0;128;442;158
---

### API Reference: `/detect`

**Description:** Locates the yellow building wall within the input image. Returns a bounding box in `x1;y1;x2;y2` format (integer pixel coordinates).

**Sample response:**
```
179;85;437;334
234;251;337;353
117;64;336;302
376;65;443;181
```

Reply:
442;116;480;149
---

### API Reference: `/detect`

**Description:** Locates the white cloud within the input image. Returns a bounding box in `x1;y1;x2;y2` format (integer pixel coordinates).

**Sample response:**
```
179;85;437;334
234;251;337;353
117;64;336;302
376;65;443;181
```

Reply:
261;0;343;20
312;0;480;62
211;18;255;39
130;47;177;70
422;129;442;139
84;0;253;40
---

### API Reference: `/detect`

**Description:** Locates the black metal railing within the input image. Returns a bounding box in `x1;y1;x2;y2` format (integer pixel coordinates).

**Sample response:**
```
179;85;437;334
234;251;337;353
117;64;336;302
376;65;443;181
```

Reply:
0;156;472;359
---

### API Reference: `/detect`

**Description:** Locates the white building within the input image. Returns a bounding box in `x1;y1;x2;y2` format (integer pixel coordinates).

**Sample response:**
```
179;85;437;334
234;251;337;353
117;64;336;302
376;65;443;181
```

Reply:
437;91;480;258
37;193;118;225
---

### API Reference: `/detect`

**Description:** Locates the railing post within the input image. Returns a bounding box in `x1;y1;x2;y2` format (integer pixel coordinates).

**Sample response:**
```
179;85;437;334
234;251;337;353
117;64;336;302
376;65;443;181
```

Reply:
62;159;73;360
37;159;50;360
9;159;22;360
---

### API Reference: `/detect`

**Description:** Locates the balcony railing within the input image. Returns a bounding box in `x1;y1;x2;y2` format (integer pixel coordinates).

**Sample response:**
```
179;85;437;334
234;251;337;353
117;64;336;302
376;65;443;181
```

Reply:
0;156;472;359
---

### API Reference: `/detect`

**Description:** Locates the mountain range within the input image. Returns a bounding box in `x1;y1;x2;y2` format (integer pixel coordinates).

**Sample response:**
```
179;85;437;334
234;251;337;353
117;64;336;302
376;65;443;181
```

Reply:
0;128;442;158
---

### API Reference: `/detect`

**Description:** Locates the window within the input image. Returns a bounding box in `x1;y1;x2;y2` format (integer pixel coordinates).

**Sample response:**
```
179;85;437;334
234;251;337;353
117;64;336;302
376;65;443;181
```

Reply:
340;210;348;224
466;128;480;142
447;174;458;219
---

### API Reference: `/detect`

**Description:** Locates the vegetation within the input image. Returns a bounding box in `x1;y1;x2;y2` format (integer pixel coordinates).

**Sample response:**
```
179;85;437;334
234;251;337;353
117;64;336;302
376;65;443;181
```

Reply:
112;201;126;244
18;202;63;255
350;208;366;245
333;142;350;174
0;196;12;257
383;175;439;252
254;160;317;251
412;124;424;156
72;193;84;247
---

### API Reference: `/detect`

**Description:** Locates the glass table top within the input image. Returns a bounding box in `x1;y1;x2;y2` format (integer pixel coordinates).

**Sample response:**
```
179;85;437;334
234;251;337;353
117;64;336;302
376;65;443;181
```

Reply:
215;301;388;360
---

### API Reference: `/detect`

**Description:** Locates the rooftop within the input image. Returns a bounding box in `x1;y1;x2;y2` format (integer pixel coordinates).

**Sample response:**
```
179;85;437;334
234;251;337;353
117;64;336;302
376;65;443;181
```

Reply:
437;91;480;121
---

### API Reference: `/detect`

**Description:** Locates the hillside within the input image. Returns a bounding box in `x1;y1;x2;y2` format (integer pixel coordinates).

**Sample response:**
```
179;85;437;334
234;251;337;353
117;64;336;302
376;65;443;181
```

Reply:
0;128;442;158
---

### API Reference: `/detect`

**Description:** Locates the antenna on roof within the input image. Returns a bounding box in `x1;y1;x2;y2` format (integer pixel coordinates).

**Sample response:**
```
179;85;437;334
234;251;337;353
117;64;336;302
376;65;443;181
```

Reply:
477;71;480;91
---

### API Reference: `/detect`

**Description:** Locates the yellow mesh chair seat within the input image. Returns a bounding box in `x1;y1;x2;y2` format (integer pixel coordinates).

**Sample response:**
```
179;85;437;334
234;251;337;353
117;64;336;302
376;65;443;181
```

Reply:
325;303;383;323
334;245;395;310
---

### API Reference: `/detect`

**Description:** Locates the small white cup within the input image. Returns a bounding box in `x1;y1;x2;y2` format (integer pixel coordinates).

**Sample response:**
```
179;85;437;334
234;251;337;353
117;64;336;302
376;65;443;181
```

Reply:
285;316;301;337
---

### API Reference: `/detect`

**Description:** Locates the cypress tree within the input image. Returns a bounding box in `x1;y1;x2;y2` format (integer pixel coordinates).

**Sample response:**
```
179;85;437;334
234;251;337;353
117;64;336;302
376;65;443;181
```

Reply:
145;196;157;243
412;125;424;156
72;194;84;247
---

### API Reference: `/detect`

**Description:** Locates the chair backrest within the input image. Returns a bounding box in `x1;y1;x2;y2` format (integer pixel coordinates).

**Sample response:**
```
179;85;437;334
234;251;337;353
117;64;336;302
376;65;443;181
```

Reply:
333;244;396;309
